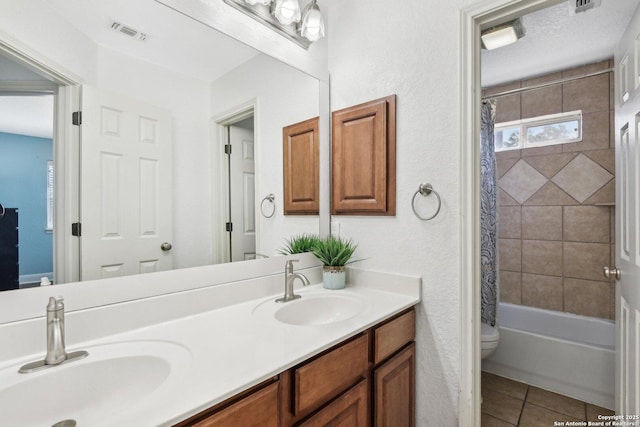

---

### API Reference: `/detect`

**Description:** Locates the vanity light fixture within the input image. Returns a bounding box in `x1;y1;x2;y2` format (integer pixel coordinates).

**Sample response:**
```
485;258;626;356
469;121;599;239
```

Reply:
223;0;325;49
273;0;302;25
481;18;525;50
244;0;273;5
299;0;325;42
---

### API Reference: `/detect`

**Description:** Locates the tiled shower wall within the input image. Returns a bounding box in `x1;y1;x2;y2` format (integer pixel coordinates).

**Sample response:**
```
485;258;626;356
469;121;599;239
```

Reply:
485;60;616;320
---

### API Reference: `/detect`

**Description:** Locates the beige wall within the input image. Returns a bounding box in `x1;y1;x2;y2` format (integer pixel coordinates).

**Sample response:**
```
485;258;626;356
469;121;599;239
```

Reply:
487;60;616;320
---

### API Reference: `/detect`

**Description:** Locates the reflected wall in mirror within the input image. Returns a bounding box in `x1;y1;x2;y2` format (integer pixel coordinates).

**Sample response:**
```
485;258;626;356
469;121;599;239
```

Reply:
0;0;322;291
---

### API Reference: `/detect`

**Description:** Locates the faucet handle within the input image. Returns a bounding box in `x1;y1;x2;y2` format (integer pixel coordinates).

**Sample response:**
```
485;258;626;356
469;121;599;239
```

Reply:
285;259;299;272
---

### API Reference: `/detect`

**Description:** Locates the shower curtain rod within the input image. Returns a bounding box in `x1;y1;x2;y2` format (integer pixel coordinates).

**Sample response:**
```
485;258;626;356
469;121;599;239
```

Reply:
481;67;614;101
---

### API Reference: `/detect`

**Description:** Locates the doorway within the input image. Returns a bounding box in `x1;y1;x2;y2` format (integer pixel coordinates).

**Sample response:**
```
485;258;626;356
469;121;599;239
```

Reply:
226;115;257;262
460;0;638;425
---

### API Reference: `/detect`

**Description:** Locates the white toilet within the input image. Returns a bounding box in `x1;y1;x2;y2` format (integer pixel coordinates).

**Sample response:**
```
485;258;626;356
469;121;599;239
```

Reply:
481;322;500;359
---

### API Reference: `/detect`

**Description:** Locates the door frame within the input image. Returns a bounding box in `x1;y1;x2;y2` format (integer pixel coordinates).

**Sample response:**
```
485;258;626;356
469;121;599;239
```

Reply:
211;100;257;264
459;0;564;425
0;31;81;284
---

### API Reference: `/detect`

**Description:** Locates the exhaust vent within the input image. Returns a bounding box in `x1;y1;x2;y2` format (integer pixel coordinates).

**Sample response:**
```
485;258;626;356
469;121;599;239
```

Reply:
110;21;148;41
570;0;602;14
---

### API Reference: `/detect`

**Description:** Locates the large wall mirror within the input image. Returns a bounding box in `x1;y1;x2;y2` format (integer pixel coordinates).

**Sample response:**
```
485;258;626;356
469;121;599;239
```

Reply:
0;0;327;293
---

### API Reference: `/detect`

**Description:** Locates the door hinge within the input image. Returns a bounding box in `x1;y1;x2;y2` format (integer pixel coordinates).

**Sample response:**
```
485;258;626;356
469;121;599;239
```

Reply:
71;222;82;237
224;144;232;155
225;222;233;232
72;111;82;126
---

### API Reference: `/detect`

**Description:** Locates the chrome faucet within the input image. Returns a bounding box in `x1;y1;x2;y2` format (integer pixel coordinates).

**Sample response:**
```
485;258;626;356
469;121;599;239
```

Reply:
19;297;88;374
45;297;68;365
275;259;310;303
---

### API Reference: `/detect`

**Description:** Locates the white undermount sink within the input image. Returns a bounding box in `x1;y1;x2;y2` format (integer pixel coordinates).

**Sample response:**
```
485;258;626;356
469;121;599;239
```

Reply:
0;340;191;427
254;291;365;326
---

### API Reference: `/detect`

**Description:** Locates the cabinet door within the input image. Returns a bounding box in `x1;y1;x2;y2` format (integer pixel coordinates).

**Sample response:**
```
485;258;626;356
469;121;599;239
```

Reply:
188;382;279;427
374;343;415;427
297;380;368;427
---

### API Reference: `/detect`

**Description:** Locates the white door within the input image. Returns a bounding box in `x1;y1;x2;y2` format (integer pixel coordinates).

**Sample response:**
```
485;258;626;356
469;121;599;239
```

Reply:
229;124;256;261
80;86;173;280
615;3;640;415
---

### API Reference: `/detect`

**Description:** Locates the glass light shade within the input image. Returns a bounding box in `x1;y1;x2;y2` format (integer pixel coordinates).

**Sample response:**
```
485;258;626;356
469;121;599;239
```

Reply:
244;0;272;5
481;27;518;50
299;1;325;42
273;0;301;25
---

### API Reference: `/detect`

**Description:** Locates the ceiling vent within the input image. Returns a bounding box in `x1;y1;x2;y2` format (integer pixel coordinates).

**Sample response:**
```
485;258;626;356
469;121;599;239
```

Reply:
110;21;148;41
570;0;602;14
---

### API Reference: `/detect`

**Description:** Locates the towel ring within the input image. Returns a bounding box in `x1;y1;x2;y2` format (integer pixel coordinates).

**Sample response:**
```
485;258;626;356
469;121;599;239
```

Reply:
411;183;441;221
260;194;276;218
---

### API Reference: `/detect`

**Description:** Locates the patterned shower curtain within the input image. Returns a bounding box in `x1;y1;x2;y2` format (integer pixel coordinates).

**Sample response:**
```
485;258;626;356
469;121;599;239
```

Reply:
480;100;498;327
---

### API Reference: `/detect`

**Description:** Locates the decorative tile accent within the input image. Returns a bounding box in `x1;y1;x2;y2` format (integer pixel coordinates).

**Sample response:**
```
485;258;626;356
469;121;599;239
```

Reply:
499;189;520;207
583;179;615;205
499;160;548;204
584;149;615;174
551;154;613;203
523;153;578;179
524;182;579;206
522;273;563;311
496;155;520;178
564;278;611;318
522;206;562;241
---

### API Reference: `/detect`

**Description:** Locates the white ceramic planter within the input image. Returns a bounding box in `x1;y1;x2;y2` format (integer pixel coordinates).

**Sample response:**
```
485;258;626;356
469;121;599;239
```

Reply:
322;266;346;290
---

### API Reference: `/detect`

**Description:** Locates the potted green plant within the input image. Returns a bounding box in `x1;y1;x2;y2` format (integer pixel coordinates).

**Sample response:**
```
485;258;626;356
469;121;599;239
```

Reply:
311;236;357;289
278;233;321;255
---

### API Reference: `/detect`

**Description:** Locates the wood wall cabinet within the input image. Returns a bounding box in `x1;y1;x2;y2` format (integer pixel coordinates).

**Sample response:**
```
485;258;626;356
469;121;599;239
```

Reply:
283;117;320;215
173;308;415;427
331;95;396;216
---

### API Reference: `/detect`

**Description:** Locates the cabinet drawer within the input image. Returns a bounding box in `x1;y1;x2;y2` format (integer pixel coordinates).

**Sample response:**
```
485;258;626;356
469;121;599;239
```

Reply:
294;333;369;415
189;382;279;427
374;309;415;364
297;379;368;427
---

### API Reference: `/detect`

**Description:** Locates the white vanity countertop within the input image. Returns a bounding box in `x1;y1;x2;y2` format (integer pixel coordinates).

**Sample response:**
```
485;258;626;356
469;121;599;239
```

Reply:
0;273;420;427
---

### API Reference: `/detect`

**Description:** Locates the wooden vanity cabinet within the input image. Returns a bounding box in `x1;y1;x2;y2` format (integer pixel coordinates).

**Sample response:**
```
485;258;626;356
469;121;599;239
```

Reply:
173;308;416;427
372;309;416;427
175;379;280;427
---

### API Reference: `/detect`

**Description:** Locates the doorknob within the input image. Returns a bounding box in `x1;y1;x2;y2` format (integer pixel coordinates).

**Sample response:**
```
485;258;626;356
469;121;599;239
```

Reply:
161;242;173;251
603;266;621;280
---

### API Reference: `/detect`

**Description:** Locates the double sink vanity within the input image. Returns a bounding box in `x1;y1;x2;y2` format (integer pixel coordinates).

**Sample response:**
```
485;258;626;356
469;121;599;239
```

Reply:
0;256;420;426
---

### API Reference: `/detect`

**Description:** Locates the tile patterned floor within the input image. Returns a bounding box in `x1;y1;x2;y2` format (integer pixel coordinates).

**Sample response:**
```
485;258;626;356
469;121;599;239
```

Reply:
482;371;615;426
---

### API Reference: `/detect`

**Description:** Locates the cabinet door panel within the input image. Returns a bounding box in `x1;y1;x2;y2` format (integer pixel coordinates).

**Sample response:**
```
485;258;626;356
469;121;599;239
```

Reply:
190;382;279;427
297;380;368;427
374;309;415;364
374;343;415;427
294;334;369;415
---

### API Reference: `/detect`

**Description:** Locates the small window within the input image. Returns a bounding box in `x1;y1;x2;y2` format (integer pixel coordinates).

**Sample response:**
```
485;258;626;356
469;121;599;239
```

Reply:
46;160;54;232
494;110;582;152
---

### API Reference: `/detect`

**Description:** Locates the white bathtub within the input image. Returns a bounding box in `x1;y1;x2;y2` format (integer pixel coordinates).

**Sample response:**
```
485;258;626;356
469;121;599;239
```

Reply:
483;302;615;409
